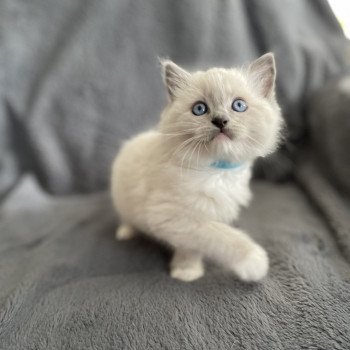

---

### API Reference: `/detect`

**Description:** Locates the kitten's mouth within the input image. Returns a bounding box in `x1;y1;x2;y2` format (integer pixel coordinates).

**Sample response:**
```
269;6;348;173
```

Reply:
212;129;233;141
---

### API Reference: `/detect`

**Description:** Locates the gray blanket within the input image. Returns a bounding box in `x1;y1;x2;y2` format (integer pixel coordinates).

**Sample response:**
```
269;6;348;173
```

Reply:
1;176;350;349
1;1;350;349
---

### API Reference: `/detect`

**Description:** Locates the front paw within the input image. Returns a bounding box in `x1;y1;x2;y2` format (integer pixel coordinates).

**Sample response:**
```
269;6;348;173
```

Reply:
170;265;204;282
115;225;136;241
232;245;269;282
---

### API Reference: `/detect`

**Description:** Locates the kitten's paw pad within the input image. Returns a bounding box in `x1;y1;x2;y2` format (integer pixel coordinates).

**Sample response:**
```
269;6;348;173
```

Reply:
233;246;269;282
170;265;204;282
115;225;136;241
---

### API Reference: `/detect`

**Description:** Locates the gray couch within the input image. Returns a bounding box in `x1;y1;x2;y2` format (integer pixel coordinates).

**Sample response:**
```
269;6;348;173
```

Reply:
1;1;350;349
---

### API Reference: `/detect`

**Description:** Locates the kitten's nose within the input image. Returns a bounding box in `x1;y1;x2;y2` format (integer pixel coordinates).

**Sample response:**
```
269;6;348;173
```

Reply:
211;117;228;129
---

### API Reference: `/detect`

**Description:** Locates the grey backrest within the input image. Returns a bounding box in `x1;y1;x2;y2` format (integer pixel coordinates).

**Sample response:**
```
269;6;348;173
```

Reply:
0;0;347;195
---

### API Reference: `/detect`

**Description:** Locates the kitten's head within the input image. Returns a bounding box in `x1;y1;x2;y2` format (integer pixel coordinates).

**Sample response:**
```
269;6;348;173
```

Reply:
158;53;283;166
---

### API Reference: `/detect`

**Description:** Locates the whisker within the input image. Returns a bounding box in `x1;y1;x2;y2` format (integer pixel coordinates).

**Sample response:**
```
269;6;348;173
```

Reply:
187;140;201;169
243;134;264;147
196;141;203;169
172;135;201;156
161;126;210;135
180;141;196;177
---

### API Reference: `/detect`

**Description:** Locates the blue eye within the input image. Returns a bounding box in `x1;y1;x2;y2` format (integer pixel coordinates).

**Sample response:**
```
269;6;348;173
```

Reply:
232;99;247;112
192;102;208;116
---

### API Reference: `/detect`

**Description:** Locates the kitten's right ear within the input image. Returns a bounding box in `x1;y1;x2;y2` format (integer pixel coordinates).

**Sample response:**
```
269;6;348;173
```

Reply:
159;59;190;100
247;53;276;99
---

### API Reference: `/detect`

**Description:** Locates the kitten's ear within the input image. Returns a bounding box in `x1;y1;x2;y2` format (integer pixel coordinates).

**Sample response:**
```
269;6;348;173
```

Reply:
247;53;276;98
159;59;191;100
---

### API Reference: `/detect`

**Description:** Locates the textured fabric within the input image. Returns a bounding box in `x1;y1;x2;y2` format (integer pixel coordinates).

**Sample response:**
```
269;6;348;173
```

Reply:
0;0;347;194
297;73;350;264
0;107;20;200
296;157;350;263
307;74;350;195
1;176;350;349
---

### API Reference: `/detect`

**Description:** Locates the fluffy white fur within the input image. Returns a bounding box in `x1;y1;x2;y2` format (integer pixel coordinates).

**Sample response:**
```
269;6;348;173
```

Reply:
111;53;283;282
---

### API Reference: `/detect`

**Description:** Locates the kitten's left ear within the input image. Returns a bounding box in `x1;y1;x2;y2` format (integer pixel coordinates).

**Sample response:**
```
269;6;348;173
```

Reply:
248;53;276;98
159;59;191;100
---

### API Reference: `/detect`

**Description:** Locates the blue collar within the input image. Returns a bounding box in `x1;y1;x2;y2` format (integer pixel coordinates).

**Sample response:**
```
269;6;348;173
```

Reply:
210;160;243;170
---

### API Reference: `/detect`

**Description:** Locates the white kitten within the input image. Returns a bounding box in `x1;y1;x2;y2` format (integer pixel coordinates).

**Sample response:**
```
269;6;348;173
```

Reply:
111;53;283;282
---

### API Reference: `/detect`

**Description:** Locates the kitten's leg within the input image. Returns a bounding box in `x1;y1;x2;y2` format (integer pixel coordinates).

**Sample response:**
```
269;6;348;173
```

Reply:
115;224;137;241
170;249;204;282
150;219;268;282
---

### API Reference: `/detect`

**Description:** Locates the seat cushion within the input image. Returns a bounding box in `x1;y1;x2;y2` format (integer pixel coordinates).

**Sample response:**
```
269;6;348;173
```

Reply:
0;176;349;349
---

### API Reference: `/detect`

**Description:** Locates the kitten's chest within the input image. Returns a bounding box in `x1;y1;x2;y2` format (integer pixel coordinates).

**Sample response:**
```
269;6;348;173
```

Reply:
172;166;253;222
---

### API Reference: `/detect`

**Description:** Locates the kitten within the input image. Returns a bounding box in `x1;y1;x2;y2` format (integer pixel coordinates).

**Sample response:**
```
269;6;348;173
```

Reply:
111;53;283;282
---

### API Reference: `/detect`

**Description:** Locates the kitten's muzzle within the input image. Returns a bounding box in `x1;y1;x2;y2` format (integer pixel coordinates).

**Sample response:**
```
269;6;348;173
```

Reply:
211;116;229;130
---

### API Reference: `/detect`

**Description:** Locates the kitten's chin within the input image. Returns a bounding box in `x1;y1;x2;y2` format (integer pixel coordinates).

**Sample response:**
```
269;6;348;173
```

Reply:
210;130;234;153
209;135;258;162
212;132;232;142
209;136;237;159
210;129;234;142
